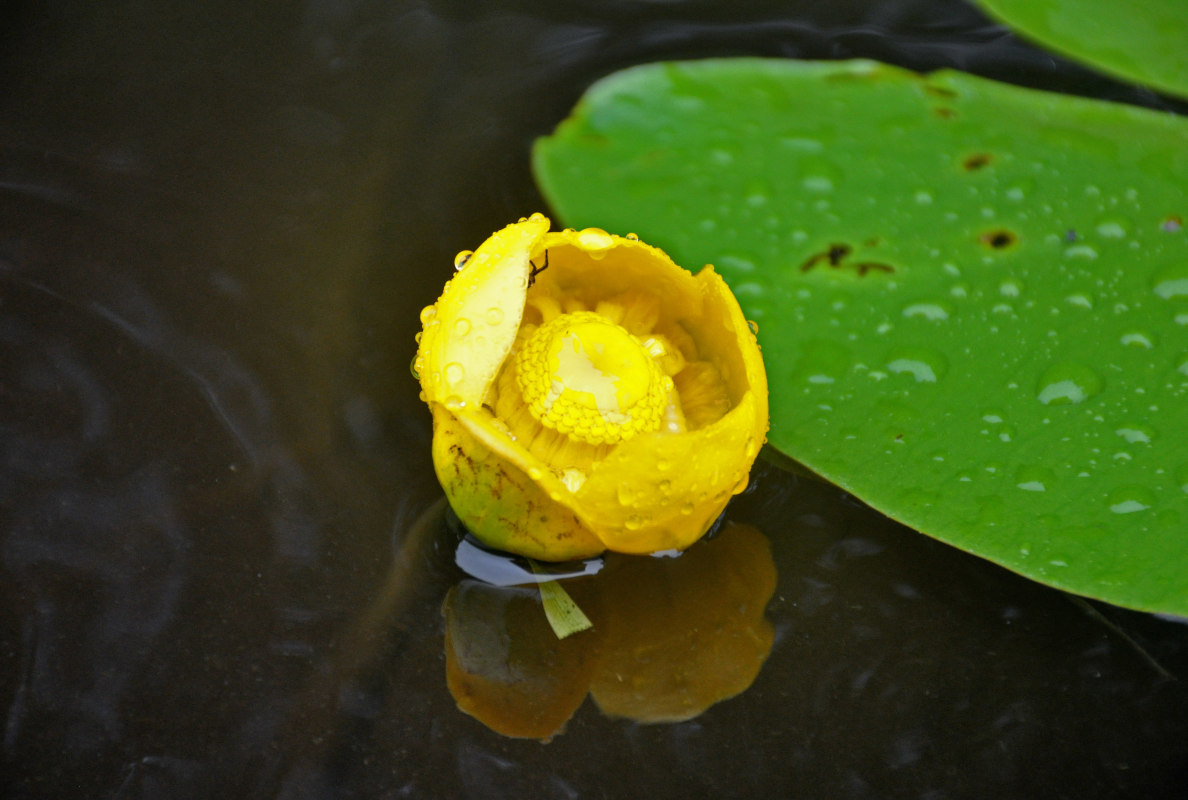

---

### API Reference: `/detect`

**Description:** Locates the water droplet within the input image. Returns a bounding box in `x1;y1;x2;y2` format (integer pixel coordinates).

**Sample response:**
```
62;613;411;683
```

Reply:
1176;464;1188;493
625;232;640;241
795;339;852;384
680;502;695;515
445;362;465;386
1177;353;1188;377
999;280;1023;298
1095;218;1130;239
745;438;758;458
1064;293;1094;309
453;318;471;337
486;307;504;326
1015;465;1054;492
914;190;933;205
901;302;951;321
886;347;948;383
528;212;547;224
409;355;421;380
1115;425;1155;444
1120;331;1154;348
1107;486;1155;514
444;395;466;410
453;250;474;270
575;227;615;255
658;479;672;494
798;157;842;193
1036;363;1103;405
657;458;671;472
624;515;644;531
1152;264;1188;300
747;319;760;336
419;305;437;325
1063;244;1098;260
528;467;544;480
617;484;637;507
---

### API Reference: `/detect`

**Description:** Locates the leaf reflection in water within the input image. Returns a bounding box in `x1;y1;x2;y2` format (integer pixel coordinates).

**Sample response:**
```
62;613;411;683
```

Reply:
443;521;776;740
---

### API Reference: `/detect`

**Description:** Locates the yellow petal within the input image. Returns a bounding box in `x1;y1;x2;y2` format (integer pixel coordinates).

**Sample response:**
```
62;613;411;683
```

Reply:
575;389;762;552
431;405;605;561
417;214;548;408
573;266;769;553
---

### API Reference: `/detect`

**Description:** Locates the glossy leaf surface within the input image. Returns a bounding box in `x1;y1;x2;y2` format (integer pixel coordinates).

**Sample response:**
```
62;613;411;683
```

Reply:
534;59;1188;615
974;0;1188;98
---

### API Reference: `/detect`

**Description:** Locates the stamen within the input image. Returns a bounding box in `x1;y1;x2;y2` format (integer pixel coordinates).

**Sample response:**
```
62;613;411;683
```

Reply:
516;311;671;445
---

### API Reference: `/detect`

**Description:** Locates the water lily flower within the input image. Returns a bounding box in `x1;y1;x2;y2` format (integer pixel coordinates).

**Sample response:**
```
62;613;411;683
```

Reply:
414;213;768;560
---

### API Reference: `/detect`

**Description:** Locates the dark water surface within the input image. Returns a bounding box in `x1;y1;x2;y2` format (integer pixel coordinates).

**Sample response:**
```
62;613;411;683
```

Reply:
2;1;1187;797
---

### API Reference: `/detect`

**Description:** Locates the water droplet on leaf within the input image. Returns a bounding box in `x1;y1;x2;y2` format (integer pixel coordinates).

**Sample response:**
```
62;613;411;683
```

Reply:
1036;363;1103;405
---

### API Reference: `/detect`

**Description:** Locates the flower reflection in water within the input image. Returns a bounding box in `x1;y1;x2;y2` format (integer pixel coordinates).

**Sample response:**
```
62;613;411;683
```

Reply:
443;521;776;741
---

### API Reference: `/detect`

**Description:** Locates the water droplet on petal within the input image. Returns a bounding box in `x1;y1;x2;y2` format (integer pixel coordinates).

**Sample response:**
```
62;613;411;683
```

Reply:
445;362;465;386
617;484;637;507
528;467;543;480
453;250;474;270
575;227;615;256
1036;363;1103;405
680;502;695;515
625;515;644;531
419;305;437;325
486;307;504;326
453;318;471;337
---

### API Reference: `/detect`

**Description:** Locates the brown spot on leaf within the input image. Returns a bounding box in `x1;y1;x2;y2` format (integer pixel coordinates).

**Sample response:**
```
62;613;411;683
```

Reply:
963;153;992;171
979;229;1018;250
800;242;894;276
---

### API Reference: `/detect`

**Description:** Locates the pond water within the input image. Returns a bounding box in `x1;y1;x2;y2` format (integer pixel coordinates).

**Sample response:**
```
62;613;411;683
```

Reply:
2;0;1187;797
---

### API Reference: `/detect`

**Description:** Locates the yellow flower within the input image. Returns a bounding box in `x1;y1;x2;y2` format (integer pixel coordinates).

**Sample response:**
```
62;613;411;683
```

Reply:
414;214;768;560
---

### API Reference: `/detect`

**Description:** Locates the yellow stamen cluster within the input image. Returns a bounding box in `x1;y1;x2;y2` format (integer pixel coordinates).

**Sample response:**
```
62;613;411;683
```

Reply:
515;311;672;445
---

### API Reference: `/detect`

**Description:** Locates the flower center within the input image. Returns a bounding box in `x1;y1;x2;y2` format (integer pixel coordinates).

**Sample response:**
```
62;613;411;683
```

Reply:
516;311;671;445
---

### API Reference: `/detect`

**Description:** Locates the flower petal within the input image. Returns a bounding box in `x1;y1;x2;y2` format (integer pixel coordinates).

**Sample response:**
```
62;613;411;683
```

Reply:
573;265;769;553
431;405;606;561
418;215;547;408
575;389;762;552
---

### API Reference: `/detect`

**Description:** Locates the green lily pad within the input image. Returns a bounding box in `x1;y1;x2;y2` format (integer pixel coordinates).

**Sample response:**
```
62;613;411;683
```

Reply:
974;0;1188;99
533;58;1188;615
